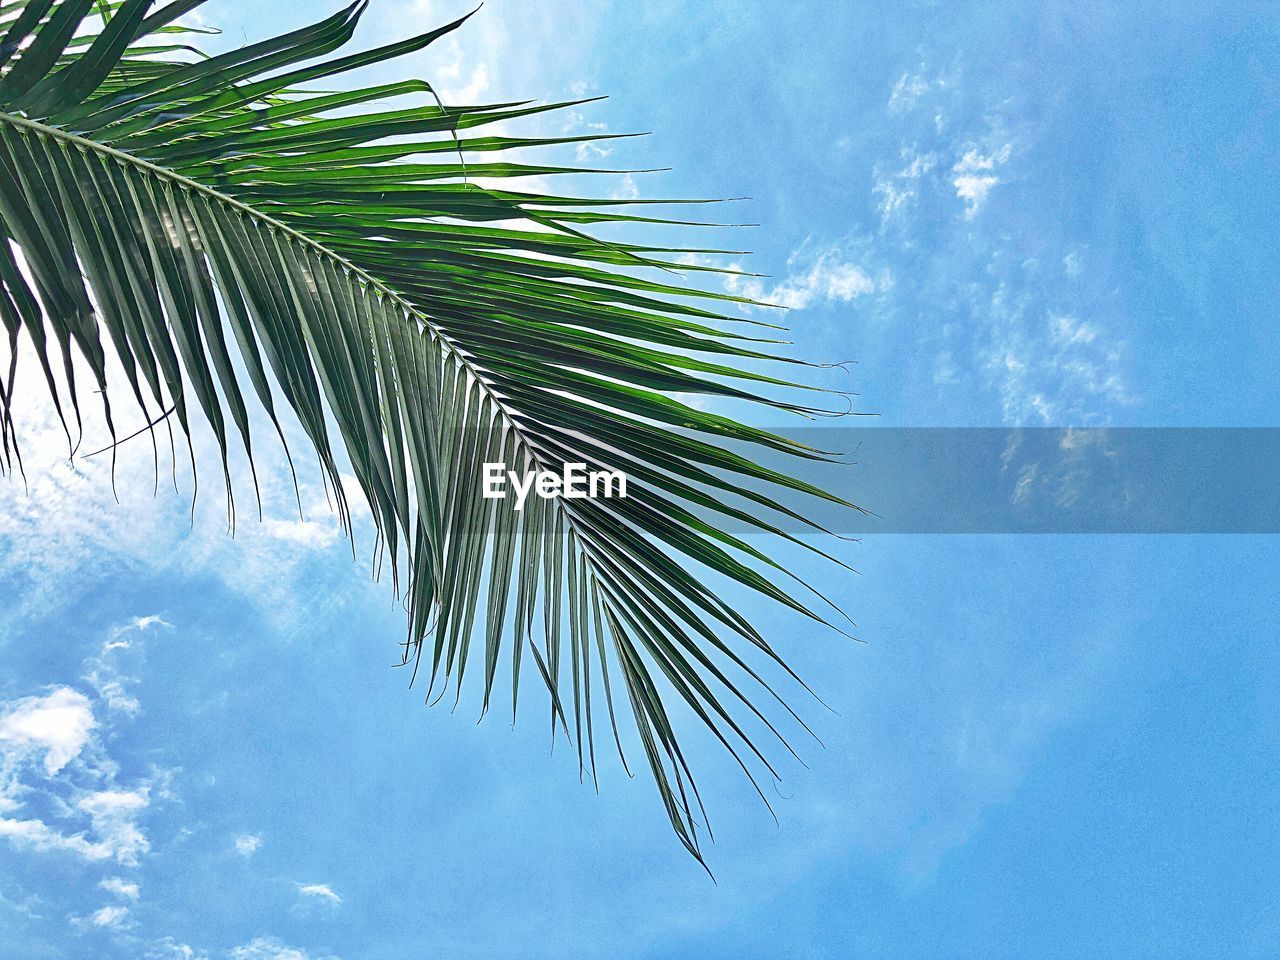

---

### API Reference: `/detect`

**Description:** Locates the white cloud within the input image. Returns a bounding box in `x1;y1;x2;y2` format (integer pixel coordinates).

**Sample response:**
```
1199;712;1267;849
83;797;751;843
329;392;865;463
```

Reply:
0;688;95;775
887;61;959;116
99;876;140;900
724;244;890;311
234;833;263;857
952;173;998;216
149;940;209;960
870;57;1130;424
952;144;1012;218
297;883;341;906
449;62;490;104
874;148;936;225
988;347;1051;423
610;173;639;201
933;351;960;386
90;904;130;927
129;615;170;632
77;788;151;866
83;671;140;716
174;8;210;31
0;815;117;860
85;614;170;715
391;1;497;106
0;623;173;869
975;283;1130;424
0;334;375;639
876;59;1019;229
769;260;877;308
259;517;338;549
230;937;339;960
888;70;931;112
568;115;612;162
0;883;41;919
1012;462;1039;505
104;615;171;652
1050;313;1100;346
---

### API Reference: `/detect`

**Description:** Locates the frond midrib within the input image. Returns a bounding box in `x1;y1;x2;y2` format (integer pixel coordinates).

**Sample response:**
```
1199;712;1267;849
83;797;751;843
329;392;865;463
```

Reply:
0;108;643;631
0;109;565;506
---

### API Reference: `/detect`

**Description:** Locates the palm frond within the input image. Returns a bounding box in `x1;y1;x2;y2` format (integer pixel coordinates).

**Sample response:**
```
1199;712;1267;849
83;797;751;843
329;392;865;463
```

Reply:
0;0;855;864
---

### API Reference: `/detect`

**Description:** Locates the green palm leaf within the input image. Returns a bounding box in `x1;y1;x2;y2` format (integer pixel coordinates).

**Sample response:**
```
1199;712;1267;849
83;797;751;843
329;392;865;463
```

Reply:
0;0;854;864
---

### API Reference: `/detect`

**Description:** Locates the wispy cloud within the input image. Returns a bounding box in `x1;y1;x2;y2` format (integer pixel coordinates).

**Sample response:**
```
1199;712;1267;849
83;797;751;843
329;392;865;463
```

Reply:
149;940;209;960
875;58;1016;226
563;109;613;162
866;55;1132;423
297;883;342;907
888;65;954;114
234;833;263;857
258;516;339;549
886;60;959;130
230;936;339;960
0;334;368;641
889;70;931;112
952;143;1012;218
976;283;1131;424
76;789;151;866
88;903;130;928
0;622;178;870
0;786;154;865
724;242;891;311
98;876;140;900
0;815;118;861
610;172;639;201
129;615;170;633
873;148;937;226
84;616;167;715
398;0;495;105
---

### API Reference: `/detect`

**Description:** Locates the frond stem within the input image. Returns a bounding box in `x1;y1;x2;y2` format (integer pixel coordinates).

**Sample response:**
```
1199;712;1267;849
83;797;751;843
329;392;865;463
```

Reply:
0;111;605;597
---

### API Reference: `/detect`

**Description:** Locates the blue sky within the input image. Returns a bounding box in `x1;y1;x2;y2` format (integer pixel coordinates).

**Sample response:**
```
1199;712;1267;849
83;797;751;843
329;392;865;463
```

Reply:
1;2;1278;958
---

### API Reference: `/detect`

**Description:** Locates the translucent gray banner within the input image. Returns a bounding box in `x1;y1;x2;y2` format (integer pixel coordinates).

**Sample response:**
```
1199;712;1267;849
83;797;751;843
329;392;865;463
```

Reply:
463;428;1280;534
740;428;1280;534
